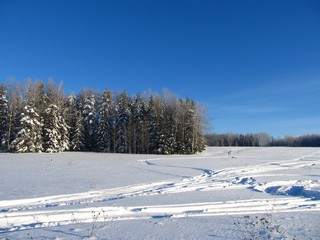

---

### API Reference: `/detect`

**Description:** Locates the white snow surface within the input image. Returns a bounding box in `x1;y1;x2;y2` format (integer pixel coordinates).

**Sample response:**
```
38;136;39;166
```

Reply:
0;147;320;239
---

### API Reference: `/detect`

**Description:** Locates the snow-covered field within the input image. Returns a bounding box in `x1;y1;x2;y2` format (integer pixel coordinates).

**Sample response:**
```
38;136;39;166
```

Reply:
1;147;319;239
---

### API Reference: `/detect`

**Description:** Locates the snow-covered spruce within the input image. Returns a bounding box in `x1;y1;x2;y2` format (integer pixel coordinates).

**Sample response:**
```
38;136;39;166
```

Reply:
10;104;43;153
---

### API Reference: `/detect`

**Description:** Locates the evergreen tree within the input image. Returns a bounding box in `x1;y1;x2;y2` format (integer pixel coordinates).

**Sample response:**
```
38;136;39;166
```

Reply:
42;83;69;152
157;100;169;154
191;101;206;153
66;93;77;148
70;97;85;151
35;82;46;125
0;84;9;151
11;103;43;153
58;112;69;152
110;100;117;153
160;103;176;154
115;91;131;153
130;94;146;154
146;96;157;154
97;89;112;152
138;97;149;154
43;103;61;152
54;82;69;151
184;98;196;154
28;86;43;152
83;91;98;151
6;82;23;149
175;99;187;154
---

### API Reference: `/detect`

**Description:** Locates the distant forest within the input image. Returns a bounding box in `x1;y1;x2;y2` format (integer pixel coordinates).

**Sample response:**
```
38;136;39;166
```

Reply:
0;80;206;154
205;133;320;147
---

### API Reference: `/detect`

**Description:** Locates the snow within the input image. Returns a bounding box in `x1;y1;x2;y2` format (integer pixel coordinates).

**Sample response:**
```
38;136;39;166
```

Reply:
0;147;319;239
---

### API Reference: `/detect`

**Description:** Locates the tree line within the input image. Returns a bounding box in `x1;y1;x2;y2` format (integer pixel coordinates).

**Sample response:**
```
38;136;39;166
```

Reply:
269;134;320;147
0;80;206;154
205;133;272;147
205;133;320;147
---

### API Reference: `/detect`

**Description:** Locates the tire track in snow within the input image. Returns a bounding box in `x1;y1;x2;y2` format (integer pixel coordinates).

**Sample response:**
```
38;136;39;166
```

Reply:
1;197;319;233
0;181;173;212
208;151;320;183
0;160;230;213
137;150;320;195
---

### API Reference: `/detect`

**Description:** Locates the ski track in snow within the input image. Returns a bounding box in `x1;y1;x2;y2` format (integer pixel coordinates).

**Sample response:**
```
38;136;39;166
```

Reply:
1;149;320;233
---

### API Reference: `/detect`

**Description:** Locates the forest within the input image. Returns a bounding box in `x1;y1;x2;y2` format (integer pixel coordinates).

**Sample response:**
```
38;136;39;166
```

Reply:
205;133;320;147
0;80;206;154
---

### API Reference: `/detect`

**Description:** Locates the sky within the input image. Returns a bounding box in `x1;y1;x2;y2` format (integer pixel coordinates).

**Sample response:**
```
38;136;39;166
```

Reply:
0;0;320;137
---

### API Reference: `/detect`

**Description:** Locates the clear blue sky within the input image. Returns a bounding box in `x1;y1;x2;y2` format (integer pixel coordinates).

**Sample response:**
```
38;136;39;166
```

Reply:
1;0;320;137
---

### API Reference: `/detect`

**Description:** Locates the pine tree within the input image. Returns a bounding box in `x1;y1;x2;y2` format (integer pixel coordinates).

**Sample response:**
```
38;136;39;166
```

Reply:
42;83;69;152
58;113;69;152
110;100;117;153
35;82;46;125
83;91;98;151
18;82;45;152
146;96;160;154
27;87;43;152
160;89;179;154
0;84;9;151
130;94;146;154
11;103;43;153
97;89;112;152
175;99;187;154
160;103;176;154
184;98;196;154
156;101;167;154
43;103;61;152
66;93;77;148
193;103;206;153
70;95;85;151
69;110;85;151
6;82;23;149
115;91;131;153
138;97;149;154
